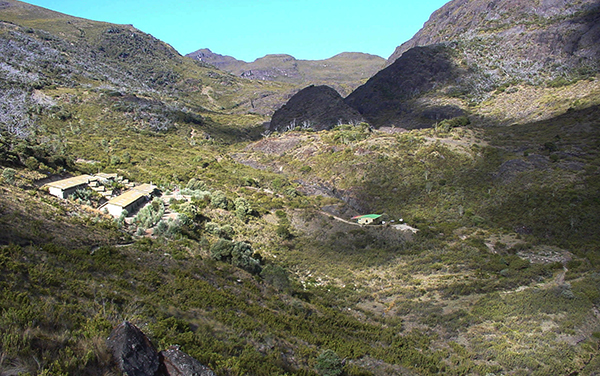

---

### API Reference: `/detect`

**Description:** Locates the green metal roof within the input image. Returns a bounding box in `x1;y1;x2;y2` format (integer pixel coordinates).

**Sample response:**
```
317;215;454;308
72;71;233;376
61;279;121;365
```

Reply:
352;214;383;220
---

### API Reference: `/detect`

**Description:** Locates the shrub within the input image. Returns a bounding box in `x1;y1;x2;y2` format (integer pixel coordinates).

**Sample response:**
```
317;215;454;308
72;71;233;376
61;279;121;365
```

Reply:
211;190;228;209
186;177;206;191
231;241;261;274
235;197;252;222
2;168;16;184
316;349;343;376
210;238;233;262
25;156;39;170
276;223;292;239
210;239;261;274
260;264;291;292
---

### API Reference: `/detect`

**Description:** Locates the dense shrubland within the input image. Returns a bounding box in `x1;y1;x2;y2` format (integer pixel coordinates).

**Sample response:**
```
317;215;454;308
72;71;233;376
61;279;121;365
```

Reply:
4;106;600;374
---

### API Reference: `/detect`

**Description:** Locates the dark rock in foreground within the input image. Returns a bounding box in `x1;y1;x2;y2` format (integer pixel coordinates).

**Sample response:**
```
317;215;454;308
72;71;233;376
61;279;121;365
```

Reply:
107;321;162;376
107;321;216;376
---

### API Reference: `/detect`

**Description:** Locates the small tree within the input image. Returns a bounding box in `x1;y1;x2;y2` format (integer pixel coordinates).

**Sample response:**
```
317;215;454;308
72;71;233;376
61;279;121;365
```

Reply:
211;190;228;209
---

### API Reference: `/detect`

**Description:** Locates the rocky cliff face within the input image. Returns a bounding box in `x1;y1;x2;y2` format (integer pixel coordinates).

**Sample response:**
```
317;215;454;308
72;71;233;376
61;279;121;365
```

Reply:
388;0;600;76
269;85;364;132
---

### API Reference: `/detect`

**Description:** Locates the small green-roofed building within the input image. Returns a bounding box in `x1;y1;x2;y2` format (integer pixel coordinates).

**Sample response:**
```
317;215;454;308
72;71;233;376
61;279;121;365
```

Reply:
351;214;383;225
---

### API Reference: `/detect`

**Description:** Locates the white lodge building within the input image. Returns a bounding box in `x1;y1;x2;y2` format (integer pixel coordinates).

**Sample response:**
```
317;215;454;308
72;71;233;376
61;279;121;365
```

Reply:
104;184;157;218
46;175;93;199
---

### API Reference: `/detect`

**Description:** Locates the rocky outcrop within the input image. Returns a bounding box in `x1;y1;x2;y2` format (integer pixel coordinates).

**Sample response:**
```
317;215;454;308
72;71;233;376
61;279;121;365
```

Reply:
344;45;466;128
107;321;215;376
107;321;162;376
269;85;365;132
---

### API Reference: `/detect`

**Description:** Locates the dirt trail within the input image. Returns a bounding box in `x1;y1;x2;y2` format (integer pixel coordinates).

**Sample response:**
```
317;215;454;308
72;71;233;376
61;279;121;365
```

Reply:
555;266;568;285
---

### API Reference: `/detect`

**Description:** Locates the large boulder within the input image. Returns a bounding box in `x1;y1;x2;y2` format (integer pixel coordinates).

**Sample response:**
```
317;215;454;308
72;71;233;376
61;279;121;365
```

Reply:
107;321;162;376
106;322;216;376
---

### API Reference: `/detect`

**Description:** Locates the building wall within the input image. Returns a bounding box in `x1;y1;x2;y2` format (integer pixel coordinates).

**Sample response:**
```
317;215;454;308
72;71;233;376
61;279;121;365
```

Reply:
123;196;147;216
105;203;125;218
48;184;86;199
49;186;67;199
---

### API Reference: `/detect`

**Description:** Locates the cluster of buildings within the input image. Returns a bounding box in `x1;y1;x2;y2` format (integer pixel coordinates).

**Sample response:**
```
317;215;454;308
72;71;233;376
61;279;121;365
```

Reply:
44;173;157;218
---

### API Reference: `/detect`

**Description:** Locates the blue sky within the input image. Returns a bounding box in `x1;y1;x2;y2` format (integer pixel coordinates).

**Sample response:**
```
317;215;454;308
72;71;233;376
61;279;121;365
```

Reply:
26;0;450;62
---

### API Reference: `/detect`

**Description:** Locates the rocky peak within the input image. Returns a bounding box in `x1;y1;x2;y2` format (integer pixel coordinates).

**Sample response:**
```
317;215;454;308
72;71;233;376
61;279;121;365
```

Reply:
186;48;244;70
269;85;364;132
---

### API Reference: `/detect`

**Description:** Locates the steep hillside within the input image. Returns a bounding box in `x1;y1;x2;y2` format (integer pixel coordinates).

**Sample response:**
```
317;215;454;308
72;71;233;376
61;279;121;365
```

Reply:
0;0;296;117
345;44;467;128
362;0;600;127
187;49;386;97
388;0;600;66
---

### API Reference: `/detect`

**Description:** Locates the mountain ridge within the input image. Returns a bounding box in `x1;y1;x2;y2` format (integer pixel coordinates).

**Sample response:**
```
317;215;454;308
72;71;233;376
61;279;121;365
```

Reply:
388;0;600;65
187;48;386;97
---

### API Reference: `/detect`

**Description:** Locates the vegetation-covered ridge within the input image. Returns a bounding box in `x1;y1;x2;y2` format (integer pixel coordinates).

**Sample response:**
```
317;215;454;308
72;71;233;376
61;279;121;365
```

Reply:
0;0;297;118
